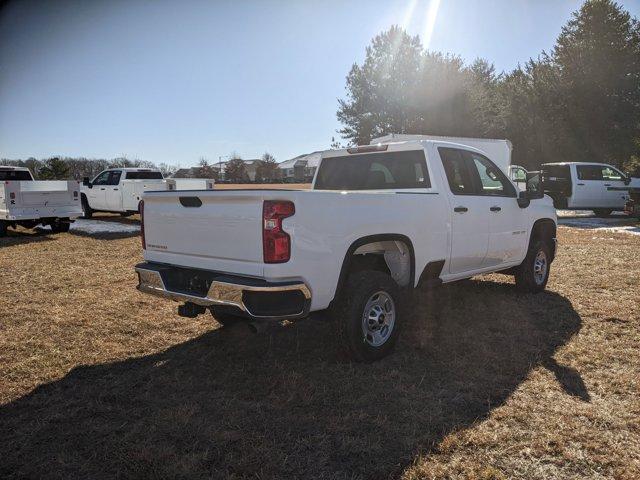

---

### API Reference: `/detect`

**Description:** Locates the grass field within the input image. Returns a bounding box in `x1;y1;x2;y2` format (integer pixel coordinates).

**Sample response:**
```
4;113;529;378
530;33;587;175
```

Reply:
1;214;638;479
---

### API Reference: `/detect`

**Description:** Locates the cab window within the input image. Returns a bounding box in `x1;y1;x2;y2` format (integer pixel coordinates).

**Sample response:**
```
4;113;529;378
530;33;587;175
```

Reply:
92;171;111;185
576;165;603;181
468;153;516;197
601;166;623;181
439;148;474;194
107;171;122;185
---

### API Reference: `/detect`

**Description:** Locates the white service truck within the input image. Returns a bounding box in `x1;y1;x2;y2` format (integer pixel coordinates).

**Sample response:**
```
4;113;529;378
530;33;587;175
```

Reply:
0;166;82;236
81;168;215;218
541;162;640;216
135;140;557;362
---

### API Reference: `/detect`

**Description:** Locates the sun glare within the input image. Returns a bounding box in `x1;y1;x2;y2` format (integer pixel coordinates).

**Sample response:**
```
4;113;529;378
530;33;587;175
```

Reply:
422;0;441;50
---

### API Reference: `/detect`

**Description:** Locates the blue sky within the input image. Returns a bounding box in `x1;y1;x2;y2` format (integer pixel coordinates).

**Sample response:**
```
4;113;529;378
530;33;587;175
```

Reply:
1;0;639;167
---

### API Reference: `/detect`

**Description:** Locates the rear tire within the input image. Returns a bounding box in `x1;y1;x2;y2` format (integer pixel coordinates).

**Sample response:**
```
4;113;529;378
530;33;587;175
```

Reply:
332;270;401;362
514;239;551;293
50;219;71;233
81;195;93;219
210;307;242;327
593;209;612;217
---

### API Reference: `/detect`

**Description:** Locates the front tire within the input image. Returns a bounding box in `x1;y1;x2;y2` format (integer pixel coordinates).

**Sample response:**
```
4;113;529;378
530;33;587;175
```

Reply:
81;195;93;219
514;240;551;293
0;221;7;237
593;208;612;217
50;219;71;233
332;270;401;362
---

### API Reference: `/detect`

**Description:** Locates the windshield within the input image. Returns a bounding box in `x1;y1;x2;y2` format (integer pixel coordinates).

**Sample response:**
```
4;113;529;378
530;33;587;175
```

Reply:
314;150;430;190
125;171;163;180
0;170;33;181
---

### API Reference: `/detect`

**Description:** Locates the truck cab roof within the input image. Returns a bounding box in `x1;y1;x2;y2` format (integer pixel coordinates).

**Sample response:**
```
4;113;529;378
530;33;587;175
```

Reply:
102;167;160;172
0;166;31;172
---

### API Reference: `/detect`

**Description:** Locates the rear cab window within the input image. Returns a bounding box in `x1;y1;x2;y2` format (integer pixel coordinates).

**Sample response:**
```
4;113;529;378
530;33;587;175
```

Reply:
126;171;164;180
314;150;430;190
0;170;33;181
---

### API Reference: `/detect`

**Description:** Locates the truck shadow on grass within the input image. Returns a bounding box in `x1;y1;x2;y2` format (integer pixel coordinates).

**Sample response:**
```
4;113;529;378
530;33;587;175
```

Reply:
0;229;57;247
0;279;584;479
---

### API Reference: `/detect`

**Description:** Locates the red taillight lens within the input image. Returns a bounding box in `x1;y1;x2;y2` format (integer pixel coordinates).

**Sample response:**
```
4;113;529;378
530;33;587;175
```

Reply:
140;200;146;250
263;200;295;263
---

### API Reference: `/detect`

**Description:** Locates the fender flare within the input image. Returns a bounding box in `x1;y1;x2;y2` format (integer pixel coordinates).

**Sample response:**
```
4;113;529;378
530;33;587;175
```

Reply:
331;234;416;305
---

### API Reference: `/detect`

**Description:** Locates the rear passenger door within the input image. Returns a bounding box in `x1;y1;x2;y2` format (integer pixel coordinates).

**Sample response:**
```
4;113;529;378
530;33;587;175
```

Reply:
105;170;123;211
466;152;526;267
438;147;489;274
573;165;605;208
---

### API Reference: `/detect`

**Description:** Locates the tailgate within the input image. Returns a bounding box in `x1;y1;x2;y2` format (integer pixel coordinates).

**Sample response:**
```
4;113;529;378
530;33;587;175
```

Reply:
142;190;268;274
15;181;76;207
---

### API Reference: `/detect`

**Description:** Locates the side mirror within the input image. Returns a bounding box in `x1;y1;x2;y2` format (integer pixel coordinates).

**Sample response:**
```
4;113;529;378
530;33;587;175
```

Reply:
517;191;531;208
624;176;631;185
82;177;91;187
525;171;544;199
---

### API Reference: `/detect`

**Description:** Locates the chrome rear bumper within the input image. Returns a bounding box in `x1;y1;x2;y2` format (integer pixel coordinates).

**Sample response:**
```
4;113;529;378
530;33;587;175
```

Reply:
135;263;311;320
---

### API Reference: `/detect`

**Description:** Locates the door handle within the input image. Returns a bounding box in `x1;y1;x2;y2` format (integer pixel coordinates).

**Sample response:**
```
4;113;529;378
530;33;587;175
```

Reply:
490;206;501;212
454;206;468;213
114;188;119;191
604;183;611;187
100;188;106;190
577;183;585;186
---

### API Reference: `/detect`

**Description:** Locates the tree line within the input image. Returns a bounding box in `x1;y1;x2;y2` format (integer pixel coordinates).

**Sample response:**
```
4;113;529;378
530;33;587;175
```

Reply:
0;152;280;182
0;156;179;180
337;0;640;174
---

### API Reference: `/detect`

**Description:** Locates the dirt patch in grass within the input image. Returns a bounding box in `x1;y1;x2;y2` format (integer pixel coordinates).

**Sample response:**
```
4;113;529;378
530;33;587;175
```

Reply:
0;225;638;479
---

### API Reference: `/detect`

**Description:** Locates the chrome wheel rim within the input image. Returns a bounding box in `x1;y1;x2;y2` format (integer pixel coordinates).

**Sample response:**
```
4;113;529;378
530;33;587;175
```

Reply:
533;250;548;285
362;291;396;347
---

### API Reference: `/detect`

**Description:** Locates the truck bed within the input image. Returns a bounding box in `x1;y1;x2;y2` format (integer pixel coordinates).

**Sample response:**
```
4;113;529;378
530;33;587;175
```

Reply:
141;188;449;310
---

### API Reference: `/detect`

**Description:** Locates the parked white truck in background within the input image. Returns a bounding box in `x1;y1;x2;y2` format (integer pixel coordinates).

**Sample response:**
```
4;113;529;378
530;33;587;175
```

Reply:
81;168;215;218
135;140;557;361
0;166;82;236
541;162;640;216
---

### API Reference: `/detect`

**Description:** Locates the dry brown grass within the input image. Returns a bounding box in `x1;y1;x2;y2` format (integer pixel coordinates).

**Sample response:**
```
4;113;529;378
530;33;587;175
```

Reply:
0;218;638;479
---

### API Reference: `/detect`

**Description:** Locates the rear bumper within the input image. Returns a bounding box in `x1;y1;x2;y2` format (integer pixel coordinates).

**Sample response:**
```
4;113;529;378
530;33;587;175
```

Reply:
2;205;82;221
135;262;311;320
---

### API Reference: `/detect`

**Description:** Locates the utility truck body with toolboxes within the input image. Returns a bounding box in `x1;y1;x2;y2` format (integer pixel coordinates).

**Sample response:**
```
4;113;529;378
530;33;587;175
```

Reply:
0;166;82;236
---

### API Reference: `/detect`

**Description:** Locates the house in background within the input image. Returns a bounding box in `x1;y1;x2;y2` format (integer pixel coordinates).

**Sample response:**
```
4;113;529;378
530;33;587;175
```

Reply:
278;151;322;182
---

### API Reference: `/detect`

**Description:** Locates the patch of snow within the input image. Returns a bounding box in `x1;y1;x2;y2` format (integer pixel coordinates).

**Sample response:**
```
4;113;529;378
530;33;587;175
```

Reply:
71;219;139;234
556;210;627;218
39;219;140;234
558;215;640;236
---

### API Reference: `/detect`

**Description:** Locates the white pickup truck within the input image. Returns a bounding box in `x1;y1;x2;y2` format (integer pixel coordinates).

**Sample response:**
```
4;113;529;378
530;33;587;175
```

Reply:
135;140;557;361
1;166;82;236
81;168;215;218
541;162;640;216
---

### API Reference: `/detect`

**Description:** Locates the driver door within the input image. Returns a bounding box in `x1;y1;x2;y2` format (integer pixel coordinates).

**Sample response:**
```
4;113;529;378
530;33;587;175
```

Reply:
87;170;110;210
466;152;527;267
601;166;628;209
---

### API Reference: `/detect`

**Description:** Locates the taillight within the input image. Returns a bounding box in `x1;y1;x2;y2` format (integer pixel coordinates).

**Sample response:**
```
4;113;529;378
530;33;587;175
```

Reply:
140;200;146;250
263;200;295;263
9;192;15;200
